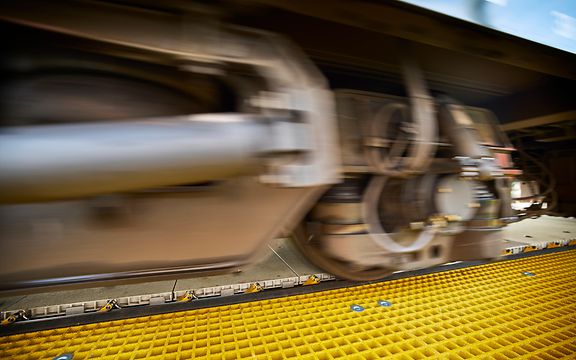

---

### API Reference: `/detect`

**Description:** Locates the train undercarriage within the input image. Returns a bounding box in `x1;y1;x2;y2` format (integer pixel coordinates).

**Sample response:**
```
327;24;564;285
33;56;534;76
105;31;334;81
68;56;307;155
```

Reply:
0;0;575;292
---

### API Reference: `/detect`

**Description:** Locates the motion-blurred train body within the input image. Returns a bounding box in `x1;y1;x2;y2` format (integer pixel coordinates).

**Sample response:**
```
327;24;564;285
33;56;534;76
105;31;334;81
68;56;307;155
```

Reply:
1;0;575;292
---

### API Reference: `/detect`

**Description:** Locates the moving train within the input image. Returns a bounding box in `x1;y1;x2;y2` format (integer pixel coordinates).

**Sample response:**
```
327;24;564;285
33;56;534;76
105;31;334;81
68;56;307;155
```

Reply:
1;0;574;291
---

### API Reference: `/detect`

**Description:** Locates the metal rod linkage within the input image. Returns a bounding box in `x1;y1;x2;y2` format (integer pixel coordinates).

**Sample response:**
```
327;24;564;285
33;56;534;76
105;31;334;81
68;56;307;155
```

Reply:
0;114;269;203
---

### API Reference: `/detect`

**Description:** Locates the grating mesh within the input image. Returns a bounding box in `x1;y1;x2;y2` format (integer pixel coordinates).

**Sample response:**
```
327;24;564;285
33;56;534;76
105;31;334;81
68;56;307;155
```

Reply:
2;250;575;359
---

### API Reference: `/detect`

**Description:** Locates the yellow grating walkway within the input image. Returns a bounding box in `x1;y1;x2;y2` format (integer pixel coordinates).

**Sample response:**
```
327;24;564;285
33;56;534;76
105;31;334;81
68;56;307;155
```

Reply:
2;250;576;360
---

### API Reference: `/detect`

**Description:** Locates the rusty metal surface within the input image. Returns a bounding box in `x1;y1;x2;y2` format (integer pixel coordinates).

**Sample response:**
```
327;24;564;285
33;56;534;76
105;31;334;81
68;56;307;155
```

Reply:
0;179;326;294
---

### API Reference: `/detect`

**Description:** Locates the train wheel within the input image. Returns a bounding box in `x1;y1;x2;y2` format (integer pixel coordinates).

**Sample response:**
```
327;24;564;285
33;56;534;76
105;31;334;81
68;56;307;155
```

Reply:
291;222;394;281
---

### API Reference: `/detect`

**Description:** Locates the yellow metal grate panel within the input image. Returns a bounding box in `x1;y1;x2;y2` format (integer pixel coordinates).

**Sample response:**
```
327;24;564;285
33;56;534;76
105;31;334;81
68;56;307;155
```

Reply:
2;250;576;359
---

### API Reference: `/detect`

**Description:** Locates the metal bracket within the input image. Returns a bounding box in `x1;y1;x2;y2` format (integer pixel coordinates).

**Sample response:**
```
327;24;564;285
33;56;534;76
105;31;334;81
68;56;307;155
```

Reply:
0;310;28;326
98;299;121;313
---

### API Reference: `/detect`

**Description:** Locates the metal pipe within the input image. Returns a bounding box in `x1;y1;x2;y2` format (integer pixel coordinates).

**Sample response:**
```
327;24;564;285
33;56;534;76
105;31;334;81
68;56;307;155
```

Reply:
0;114;267;203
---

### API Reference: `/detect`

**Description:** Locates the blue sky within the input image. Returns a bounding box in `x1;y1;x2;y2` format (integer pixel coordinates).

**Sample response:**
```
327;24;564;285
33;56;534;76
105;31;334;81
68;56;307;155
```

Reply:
400;0;576;53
